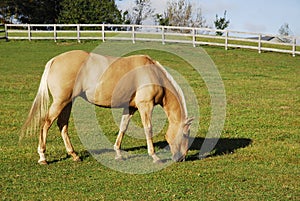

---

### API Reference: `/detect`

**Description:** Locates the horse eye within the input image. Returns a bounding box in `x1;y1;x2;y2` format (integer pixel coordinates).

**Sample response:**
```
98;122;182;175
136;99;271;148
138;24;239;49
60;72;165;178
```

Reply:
183;133;189;138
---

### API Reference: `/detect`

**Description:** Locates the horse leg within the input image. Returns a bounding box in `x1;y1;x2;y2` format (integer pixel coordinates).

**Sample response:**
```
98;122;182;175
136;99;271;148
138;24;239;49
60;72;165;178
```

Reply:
114;108;136;160
38;101;67;165
137;102;161;163
38;122;50;165
57;102;80;162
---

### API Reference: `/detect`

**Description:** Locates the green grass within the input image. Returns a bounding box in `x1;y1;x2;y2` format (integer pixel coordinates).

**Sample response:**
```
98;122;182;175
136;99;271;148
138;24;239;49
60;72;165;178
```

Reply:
0;40;299;200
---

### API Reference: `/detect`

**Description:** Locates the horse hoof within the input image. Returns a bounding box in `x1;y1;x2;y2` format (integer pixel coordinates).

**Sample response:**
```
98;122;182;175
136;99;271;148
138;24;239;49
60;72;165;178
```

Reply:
115;156;125;161
38;160;48;165
73;156;81;162
154;159;163;164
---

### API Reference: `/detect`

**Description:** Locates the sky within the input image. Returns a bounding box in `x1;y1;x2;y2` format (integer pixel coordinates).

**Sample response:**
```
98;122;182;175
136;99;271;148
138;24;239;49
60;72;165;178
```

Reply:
116;0;300;37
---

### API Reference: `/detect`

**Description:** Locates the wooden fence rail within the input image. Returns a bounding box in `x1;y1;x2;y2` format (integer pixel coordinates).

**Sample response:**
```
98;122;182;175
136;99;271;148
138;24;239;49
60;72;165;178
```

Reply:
3;23;300;56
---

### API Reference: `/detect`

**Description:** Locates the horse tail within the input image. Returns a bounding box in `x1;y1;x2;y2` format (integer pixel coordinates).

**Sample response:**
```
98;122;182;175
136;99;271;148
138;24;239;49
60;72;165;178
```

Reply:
21;58;54;139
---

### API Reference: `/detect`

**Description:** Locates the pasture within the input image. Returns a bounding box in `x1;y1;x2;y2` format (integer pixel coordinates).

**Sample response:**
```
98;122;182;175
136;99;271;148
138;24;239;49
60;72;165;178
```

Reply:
0;40;299;200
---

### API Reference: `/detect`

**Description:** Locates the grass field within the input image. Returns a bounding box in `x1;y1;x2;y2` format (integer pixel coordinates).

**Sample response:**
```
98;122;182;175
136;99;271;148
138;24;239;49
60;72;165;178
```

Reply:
0;40;299;200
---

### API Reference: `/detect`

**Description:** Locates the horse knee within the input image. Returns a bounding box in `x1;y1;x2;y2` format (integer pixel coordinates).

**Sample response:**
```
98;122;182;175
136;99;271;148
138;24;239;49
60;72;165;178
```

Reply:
57;119;68;131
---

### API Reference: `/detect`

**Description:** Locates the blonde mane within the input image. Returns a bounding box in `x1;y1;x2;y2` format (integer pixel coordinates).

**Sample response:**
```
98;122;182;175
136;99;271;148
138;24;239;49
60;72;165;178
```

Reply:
154;61;188;118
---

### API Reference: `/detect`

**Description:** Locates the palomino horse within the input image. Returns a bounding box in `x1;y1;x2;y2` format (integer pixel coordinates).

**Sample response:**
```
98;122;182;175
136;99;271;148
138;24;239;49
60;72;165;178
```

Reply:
23;50;193;165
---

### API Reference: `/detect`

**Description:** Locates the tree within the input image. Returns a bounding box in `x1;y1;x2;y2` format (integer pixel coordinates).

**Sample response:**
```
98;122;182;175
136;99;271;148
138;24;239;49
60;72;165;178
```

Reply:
124;0;154;25
19;0;60;23
121;10;131;25
59;0;122;24
0;0;17;23
278;23;292;36
0;0;60;23
157;0;206;28
278;23;292;43
1;0;124;24
155;13;169;26
214;10;230;36
167;0;192;27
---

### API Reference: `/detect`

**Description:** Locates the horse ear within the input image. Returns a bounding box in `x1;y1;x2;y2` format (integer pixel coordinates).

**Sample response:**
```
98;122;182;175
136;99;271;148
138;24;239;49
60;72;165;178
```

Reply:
183;117;194;134
185;117;194;125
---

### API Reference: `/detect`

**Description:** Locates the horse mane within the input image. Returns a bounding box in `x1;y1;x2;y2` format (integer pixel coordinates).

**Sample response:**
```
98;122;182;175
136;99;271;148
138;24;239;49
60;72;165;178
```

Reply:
154;60;188;118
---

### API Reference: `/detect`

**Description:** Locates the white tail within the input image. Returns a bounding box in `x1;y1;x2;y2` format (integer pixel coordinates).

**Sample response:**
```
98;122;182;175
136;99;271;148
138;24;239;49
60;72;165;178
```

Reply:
21;58;54;138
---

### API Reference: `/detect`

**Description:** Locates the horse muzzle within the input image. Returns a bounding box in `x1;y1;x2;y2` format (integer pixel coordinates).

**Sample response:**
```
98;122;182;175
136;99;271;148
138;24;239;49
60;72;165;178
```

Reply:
172;152;186;162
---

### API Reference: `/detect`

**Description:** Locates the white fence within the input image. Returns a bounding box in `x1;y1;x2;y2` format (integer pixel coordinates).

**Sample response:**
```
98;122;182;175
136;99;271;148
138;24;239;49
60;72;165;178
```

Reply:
3;23;300;56
0;24;6;39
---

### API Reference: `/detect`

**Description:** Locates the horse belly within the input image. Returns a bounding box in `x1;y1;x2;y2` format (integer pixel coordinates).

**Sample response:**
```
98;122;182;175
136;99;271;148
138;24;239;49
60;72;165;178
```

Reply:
92;80;137;108
75;53;114;104
93;78;164;109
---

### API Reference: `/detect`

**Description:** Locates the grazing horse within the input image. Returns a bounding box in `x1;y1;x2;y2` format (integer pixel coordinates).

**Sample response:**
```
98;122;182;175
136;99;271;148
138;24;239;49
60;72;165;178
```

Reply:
22;50;193;165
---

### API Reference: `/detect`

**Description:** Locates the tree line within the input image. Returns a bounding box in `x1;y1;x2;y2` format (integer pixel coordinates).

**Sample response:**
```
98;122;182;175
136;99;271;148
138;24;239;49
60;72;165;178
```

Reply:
0;0;230;33
0;0;122;24
0;0;293;37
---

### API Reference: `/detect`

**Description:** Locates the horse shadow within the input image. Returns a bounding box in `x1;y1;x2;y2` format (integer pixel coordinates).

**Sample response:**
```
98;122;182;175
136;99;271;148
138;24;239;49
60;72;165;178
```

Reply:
122;137;252;161
187;137;252;160
79;137;252;162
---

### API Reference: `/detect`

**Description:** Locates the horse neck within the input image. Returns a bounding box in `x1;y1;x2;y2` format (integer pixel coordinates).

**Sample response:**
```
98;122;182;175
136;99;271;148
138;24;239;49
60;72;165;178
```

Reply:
163;89;187;127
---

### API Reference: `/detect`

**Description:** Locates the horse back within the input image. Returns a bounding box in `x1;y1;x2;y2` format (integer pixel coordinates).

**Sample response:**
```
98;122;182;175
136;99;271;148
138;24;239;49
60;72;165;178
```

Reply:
93;55;165;108
47;51;165;109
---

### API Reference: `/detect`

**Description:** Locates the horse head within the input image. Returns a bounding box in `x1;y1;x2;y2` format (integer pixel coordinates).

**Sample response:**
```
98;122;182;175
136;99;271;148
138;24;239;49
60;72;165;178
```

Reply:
168;117;194;162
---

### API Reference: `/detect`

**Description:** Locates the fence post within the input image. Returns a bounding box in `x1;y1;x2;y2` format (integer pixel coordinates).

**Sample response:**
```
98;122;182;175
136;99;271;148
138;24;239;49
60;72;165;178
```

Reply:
292;37;296;57
258;34;262;54
5;24;8;41
53;24;57;42
162;26;165;45
77;24;81;43
28;24;31;41
102;24;105;42
225;30;228;50
192;28;196;47
132;25;136;44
